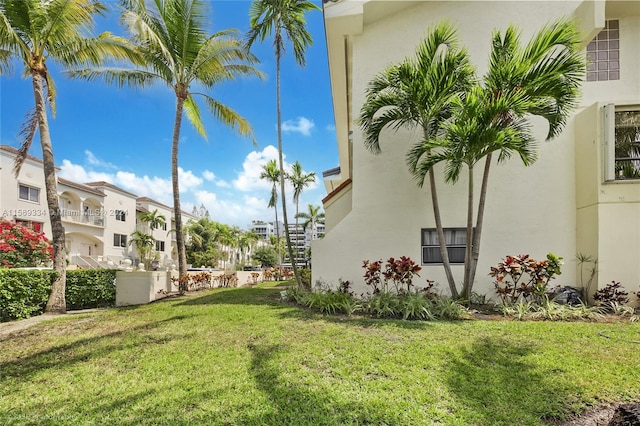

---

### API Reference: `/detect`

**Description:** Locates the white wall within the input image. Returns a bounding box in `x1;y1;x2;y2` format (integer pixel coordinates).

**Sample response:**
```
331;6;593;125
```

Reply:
314;1;614;299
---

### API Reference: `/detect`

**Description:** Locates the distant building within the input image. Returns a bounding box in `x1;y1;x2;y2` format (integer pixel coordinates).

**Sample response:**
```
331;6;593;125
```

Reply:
0;145;195;269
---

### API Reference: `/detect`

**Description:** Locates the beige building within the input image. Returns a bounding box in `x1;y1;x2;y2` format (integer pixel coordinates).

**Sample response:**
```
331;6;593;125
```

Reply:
0;145;192;269
314;1;640;301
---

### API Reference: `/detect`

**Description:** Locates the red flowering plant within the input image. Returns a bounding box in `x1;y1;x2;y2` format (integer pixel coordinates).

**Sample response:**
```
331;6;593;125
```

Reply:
363;256;423;294
0;219;53;268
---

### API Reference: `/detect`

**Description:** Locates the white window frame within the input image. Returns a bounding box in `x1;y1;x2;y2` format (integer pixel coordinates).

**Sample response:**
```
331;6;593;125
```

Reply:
155;240;165;252
18;184;40;203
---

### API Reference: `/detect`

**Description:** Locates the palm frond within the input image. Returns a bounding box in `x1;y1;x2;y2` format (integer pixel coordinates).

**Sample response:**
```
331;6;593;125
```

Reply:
183;94;206;139
12;108;38;177
200;93;254;142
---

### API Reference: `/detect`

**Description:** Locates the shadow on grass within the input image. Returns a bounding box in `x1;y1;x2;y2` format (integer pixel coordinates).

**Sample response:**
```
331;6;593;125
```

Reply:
237;343;367;425
444;337;580;425
176;287;447;331
0;315;190;382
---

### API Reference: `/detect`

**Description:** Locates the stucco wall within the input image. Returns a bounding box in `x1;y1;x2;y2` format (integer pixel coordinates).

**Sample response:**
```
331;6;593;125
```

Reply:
315;1;638;299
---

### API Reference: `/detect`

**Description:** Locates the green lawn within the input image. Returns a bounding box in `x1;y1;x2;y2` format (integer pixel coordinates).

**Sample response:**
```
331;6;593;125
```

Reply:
1;286;638;425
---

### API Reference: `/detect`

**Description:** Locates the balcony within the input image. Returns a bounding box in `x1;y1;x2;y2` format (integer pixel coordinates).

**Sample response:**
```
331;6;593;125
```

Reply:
60;209;105;227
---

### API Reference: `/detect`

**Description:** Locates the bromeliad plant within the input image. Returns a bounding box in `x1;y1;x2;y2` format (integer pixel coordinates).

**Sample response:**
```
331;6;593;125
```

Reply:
490;253;563;304
0;219;53;268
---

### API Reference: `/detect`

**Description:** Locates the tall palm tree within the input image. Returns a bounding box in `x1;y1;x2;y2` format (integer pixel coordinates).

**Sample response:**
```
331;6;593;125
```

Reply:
260;159;281;266
0;0;139;313
68;0;264;278
296;203;324;242
246;0;320;288
287;161;316;264
359;22;475;298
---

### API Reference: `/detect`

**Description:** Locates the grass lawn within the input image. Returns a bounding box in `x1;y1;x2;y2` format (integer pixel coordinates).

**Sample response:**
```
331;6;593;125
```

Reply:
1;285;639;425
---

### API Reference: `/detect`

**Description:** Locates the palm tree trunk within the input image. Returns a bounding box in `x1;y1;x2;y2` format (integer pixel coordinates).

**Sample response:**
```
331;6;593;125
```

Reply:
33;72;67;314
465;153;492;297
275;47;302;288
428;168;458;298
463;164;474;302
295;201;300;270
172;94;188;285
273;185;281;267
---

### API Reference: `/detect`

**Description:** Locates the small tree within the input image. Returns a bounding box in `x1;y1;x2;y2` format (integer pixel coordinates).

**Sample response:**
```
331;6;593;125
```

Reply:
0;220;53;268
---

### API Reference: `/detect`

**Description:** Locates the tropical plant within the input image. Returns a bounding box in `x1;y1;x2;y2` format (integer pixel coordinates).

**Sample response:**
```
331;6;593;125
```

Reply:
359;20;585;300
287;161;316;263
246;0;320;289
296;203;324;241
252;246;278;268
359;21;474;298
260;159;282;265
0;219;53;268
593;281;629;309
139;209;166;232
68;0;264;278
129;230;155;269
576;253;597;304
0;0;139;313
490;253;563;305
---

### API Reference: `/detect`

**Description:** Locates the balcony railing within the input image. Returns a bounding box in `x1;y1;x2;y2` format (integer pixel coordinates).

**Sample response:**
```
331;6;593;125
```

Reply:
60;210;105;227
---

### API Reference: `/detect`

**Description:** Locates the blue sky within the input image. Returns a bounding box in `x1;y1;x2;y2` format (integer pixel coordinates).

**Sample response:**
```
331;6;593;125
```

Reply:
0;0;337;229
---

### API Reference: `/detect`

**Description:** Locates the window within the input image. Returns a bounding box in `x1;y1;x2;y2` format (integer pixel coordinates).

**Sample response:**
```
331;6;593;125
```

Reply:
421;228;468;264
18;184;39;202
586;20;619;82
603;105;640;180
113;233;127;247
162;223;167;231
155;241;165;252
17;220;43;232
115;210;126;222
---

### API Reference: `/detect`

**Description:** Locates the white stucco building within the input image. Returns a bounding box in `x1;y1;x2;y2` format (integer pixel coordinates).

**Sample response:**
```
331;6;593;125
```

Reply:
314;0;640;301
0;145;192;269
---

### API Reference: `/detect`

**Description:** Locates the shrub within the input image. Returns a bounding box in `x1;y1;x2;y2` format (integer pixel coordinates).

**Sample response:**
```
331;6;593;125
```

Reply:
0;269;56;322
362;256;423;294
490;253;563;304
593;281;629;309
298;268;312;289
65;270;117;310
0;219;53;268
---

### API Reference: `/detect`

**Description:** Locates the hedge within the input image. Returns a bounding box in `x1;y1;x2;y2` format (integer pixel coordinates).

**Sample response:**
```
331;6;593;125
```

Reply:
0;269;117;322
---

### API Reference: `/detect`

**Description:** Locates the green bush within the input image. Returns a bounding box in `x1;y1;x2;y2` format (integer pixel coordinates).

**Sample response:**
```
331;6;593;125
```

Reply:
0;268;117;322
66;269;117;310
298;268;312;289
0;269;57;322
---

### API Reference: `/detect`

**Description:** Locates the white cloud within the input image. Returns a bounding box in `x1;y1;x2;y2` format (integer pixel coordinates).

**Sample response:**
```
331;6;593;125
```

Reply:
325;124;336;132
215;180;231;188
282;117;315;136
202;170;215;181
233;145;282;192
85;150;117;169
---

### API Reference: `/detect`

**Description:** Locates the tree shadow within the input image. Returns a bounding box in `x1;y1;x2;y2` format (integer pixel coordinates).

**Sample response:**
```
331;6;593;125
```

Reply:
0;315;190;382
444;337;581;425
176;287;451;331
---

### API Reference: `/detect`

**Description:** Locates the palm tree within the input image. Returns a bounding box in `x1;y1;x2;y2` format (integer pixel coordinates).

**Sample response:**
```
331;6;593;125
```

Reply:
129;230;155;269
260;159;281;266
68;0;264;278
0;0;139;313
359;22;475;298
287;161;316;264
139;209;166;232
296;203;324;242
246;0;320;288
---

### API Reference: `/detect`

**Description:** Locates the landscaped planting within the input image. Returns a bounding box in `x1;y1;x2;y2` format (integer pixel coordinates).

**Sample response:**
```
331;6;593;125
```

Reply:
1;285;639;425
